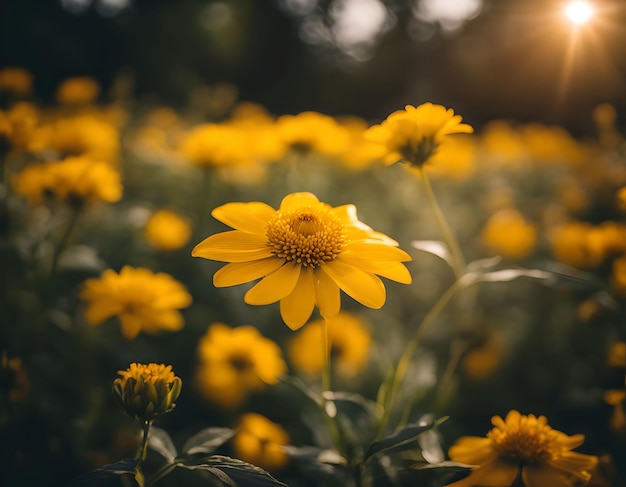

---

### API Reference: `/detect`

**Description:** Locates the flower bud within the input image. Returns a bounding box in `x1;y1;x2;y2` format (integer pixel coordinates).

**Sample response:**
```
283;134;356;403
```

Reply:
113;363;182;421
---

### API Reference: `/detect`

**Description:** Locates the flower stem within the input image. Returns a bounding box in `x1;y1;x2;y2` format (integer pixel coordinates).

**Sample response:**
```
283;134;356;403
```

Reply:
320;317;345;456
136;419;152;487
322;317;331;394
420;169;466;279
49;205;81;282
375;278;462;438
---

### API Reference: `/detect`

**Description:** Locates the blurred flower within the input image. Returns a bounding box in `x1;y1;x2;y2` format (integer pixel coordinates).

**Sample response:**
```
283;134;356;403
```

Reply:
192;192;412;330
0;353;30;403
364;103;473;167
12;155;123;207
0;67;33;96
112;363;182;421
144;209;192;251
3;102;39;151
233;413;290;471
275;111;350;157
550;222;626;269
448;410;598;487
617;187;626;213
521;123;588;167
195;323;286;409
611;256;626;296
287;312;371;378
603;342;626;433
425;134;476;180
55;76;100;105
178;123;256;168
479;120;526;166
80;266;192;339
28;114;119;162
461;331;506;381
482;208;537;260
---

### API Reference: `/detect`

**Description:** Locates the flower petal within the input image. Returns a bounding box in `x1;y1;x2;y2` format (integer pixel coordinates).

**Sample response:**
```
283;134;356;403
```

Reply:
337;255;412;284
448;437;496;465
279;192;320;211
547;451;598;479
315;268;341;319
447;460;518;487
343;242;411;261
211;202;276;234
213;258;285;287
321;261;386;309
522;464;575;487
244;263;301;305
280;268;316;330
192;231;272;262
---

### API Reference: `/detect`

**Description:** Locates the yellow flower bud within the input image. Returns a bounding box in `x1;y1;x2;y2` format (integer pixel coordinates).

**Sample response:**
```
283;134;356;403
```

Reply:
113;363;182;421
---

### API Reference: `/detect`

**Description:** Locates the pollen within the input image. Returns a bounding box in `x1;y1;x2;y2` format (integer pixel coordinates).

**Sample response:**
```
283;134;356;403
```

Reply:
266;205;345;268
488;413;559;463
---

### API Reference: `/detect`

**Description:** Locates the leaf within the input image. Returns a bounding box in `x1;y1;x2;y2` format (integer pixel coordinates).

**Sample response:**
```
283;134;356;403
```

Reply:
69;458;140;487
181;427;236;457
284;446;352;485
180;455;288;487
466;255;501;272
149;427;177;462
410;240;451;265
364;417;447;463
459;268;553;287
411;461;474;487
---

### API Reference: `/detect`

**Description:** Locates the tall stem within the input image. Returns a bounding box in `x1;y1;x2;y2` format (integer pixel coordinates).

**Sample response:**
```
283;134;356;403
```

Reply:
420;169;466;279
322;317;331;395
320;317;345;456
375;279;462;438
136;419;152;487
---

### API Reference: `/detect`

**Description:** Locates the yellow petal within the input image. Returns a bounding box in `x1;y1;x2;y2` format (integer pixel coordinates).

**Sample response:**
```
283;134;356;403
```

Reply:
84;302;120;325
280;268;316;330
213;258;284;287
343;242;411;262
447;460;518;487
279;192;320;211
448;437;495;465
548;451;598;478
211;202;276;234
315;268;341;319
192;231;272;262
321;261;386;309
522;464;575;487
338;255;412;284
119;314;143;340
244;263;301;305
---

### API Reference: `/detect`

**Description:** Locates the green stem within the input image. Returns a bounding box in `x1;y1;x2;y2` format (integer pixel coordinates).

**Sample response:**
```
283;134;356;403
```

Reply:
375;278;463;438
322;317;331;395
432;338;467;411
49;205;81;281
136;420;152;486
420;169;466;279
320;317;345;456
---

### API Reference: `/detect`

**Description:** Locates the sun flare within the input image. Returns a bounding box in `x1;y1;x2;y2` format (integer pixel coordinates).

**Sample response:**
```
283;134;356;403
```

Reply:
564;0;595;25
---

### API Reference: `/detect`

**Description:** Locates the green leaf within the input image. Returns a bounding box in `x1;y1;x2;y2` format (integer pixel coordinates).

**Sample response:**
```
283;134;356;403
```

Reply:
364;417;447;463
178;455;287;487
285;446;352;486
181;427;236;456
149;427;177;462
69;458;140;487
410;240;451;265
459;268;553;287
411;461;474;487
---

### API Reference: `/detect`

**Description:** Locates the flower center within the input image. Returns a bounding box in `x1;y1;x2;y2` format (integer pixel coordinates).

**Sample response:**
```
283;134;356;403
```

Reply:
488;416;559;463
266;205;345;268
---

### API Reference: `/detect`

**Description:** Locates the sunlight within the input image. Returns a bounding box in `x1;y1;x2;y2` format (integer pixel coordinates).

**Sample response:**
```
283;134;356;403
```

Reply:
564;1;595;25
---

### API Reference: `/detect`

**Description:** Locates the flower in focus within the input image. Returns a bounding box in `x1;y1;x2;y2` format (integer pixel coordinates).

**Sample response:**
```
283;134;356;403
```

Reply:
447;410;598;487
192;192;412;330
364;103;473;167
0;67;33;96
287;312;371;378
233;413;290;471
144;209;192;251
113;363;182;421
12;156;123;207
482;208;537;260
80;266;192;339
195;323;286;409
55;76;100;105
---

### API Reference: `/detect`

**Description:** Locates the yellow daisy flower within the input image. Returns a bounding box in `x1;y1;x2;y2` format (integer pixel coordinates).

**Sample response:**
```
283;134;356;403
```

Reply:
482;208;537;260
233;413;290;471
12;156;122;206
113;363;182;421
275;111;350;156
287;312;371;378
55;76;100;105
80;266;192;340
144;209;192;251
192;192;412;330
0;67;33;96
195;323;286;409
364;102;473;167
447;410;598;487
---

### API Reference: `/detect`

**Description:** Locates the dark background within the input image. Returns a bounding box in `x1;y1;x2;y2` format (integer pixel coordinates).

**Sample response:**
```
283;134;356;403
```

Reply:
2;0;626;134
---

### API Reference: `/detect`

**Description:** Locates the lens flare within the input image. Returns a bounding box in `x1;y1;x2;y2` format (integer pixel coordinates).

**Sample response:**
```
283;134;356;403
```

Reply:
564;1;595;25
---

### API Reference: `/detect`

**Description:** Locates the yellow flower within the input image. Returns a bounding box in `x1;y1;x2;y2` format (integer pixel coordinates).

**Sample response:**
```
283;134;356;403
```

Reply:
113;363;182;421
461;331;506;381
12;156;123;206
80;266;192;339
1;353;30;403
364;103;473;167
55;76;100;105
275;111;350;156
192;192;412;330
195;323;286;409
144;209;192;251
482;208;537;260
287;312;371;378
178;123;256;167
28;114;119;162
447;410;598;487
551;222;606;269
0;67;33;96
233;413;290;471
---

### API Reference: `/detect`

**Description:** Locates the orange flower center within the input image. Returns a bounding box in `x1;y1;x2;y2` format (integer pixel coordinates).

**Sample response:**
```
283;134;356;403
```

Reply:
488;415;559;463
266;206;345;268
